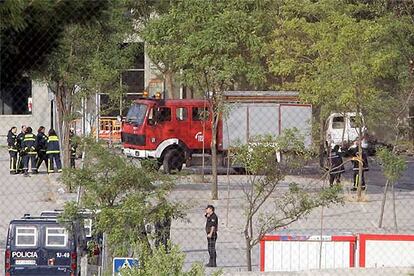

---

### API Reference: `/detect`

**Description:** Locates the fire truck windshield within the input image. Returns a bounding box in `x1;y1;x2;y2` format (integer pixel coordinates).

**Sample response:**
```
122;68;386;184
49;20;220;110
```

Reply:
126;103;147;125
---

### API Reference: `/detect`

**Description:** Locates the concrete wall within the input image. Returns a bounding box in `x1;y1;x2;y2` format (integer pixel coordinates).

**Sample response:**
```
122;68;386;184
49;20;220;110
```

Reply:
0;81;51;145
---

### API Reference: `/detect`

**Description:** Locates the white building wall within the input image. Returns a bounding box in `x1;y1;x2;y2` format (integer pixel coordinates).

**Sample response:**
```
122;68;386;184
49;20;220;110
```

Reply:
0;81;51;145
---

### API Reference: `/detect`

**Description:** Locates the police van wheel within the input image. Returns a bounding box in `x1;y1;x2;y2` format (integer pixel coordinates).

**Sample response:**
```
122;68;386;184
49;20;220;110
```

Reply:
163;149;184;174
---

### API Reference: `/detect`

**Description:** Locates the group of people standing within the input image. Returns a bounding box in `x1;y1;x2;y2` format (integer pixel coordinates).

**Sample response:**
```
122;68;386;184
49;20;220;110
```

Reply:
7;125;75;176
327;140;369;191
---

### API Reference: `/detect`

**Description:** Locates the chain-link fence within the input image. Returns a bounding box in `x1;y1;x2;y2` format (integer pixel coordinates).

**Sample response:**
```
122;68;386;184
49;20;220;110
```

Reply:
1;1;414;276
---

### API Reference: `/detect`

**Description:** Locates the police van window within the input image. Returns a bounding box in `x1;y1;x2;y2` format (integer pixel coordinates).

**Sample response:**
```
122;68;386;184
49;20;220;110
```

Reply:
15;227;37;247
158;107;171;122
176;107;188;121
192;107;209;121
46;228;67;247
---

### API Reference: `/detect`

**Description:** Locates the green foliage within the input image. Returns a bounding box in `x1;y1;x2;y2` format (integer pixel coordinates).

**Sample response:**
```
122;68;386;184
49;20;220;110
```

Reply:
121;245;220;276
142;0;278;94
376;147;407;183
1;0;111;84
62;139;183;256
269;0;414;124
232;131;342;248
231;129;310;175
45;0;135;99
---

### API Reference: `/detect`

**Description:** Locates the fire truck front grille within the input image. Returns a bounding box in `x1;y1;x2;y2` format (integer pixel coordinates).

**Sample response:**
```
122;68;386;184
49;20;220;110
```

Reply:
122;133;146;146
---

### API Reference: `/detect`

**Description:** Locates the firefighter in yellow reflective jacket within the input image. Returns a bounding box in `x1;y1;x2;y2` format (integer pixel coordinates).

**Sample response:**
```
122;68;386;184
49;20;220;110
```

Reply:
46;129;62;173
7;126;18;174
21;127;38;176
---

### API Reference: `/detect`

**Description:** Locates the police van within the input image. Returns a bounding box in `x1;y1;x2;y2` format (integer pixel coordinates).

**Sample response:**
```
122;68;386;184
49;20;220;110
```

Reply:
4;214;86;276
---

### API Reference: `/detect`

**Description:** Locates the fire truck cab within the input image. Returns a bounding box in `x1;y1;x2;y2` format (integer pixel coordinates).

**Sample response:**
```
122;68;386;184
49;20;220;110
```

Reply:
121;98;212;172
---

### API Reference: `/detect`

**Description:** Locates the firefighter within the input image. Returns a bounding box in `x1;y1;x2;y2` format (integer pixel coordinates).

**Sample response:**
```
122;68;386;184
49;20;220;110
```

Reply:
350;140;369;191
69;128;77;168
327;145;344;187
35;126;48;172
16;125;27;174
205;205;218;267
21;127;38;176
7;126;18;174
46;129;62;173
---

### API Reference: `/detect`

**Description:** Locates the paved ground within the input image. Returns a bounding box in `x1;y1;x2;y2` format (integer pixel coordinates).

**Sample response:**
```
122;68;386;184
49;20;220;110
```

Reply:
0;147;413;275
0;147;64;272
170;156;414;273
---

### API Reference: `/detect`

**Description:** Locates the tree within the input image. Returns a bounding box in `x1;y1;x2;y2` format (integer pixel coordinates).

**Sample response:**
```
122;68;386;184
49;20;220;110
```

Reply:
231;132;342;271
122;245;221;276
1;0;138;168
62;139;183;259
0;0;110;86
142;0;277;199
377;147;407;230
43;1;138;167
269;0;414;200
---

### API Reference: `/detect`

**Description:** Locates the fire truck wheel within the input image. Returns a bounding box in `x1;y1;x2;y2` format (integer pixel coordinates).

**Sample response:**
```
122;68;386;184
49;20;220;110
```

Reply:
163;148;184;173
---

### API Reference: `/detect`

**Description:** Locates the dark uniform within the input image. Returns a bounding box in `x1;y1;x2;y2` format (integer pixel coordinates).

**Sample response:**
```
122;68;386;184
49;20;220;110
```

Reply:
205;212;218;267
35;131;48;171
327;149;345;186
16;131;26;173
7;130;18;174
22;133;38;175
46;135;62;173
350;147;369;191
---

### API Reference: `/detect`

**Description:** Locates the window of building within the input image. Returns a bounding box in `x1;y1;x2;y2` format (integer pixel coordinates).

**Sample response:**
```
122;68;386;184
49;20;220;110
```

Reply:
121;43;145;94
15;227;37;247
0;77;32;115
158;107;171;122
176;107;188;121
99;43;145;117
45;228;67;247
192;107;209;121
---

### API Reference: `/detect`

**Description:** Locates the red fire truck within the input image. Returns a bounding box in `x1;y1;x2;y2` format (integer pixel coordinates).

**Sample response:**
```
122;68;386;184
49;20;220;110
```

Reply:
120;91;312;173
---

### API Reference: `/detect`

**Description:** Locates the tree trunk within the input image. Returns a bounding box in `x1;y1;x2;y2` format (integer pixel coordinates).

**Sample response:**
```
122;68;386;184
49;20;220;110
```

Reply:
378;180;389;228
55;81;72;169
356;107;364;200
164;70;175;99
317;107;326;168
245;238;252;271
211;117;218;200
391;183;398;231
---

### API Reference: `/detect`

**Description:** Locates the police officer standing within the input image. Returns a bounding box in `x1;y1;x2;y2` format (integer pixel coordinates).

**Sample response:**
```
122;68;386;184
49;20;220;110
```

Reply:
35;126;48;172
16;125;27;174
46;129;62;173
7;126;18;174
205;205;218;267
327;145;345;187
21;127;38;176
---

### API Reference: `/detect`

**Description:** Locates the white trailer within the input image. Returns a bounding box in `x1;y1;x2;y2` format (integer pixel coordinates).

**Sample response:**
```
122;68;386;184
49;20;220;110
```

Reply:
221;91;312;151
